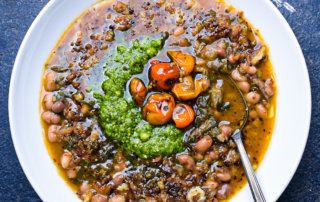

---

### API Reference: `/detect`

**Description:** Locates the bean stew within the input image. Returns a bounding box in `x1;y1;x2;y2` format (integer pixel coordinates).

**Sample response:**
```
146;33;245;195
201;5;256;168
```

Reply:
40;0;276;201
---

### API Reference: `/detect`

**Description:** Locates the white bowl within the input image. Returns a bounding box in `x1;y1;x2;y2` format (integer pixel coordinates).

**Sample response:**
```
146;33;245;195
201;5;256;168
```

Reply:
9;0;311;201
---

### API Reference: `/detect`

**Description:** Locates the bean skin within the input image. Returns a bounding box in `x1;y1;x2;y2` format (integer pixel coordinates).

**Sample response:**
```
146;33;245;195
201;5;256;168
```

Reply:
112;173;125;186
216;184;232;199
67;168;77;179
265;78;274;97
51;101;65;113
249;110;259;119
43;94;54;110
231;69;247;82
80;182;91;193
217;125;232;142
247;65;257;75
194;153;204;160
216;172;231;182
178;154;195;170
256;104;268;118
245;92;261;104
42;111;61;124
204;151;218;163
228;52;240;64
47;125;58;143
45;71;58;91
195;136;212;153
236;81;250;93
220;125;232;137
108;195;126;202
61;152;72;169
203;180;218;191
230;23;241;38
91;194;108;202
177;38;191;47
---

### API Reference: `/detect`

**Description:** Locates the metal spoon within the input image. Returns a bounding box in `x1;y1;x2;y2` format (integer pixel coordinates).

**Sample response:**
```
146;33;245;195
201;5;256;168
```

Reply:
228;76;266;202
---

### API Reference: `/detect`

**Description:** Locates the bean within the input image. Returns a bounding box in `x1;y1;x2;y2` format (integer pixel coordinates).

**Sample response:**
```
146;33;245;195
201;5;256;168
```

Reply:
114;162;126;172
173;26;185;37
51;101;65;113
42;111;61;124
204;151;218;163
231;69;247;82
201;78;210;91
47;125;58;143
230;23;241;38
249;110;258;119
91;194;108;202
245;92;261;104
194;153;204;160
59;126;74;135
219;125;232;137
217;125;232;142
153;155;162;163
265;78;274;97
256;104;268;118
228;52;240;64
177;38;191;47
236;81;250;93
216;184;232;199
239;62;250;73
43;94;54;110
45;71;58;91
247;65;257;75
203;180;218;191
196;59;207;66
112;173;125;186
108;195;125;202
216;172;231;182
178;154;195;170
67;168;77;179
80;182;91;193
61;152;72;169
195;136;212;153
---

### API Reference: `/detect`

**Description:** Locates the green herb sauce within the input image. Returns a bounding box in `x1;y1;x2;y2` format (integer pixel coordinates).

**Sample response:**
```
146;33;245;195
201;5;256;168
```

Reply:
95;34;184;158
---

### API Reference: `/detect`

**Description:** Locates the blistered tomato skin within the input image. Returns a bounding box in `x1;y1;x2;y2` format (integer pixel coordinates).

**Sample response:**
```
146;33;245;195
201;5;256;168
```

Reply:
172;75;210;101
150;62;180;90
173;103;195;128
130;78;147;106
143;93;175;125
168;51;195;76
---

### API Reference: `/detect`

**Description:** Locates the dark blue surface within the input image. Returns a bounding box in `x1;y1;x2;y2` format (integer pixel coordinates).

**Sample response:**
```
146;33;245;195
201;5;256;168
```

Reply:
0;0;319;201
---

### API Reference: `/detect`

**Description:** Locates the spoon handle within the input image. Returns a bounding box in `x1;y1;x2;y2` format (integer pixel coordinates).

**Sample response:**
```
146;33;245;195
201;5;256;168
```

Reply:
232;129;266;202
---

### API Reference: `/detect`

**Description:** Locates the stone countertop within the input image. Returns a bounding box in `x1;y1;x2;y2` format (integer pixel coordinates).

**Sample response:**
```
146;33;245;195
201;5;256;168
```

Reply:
0;0;319;201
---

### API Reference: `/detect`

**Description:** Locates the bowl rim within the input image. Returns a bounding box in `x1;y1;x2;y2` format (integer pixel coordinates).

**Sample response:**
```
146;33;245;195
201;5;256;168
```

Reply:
255;0;311;199
8;0;311;201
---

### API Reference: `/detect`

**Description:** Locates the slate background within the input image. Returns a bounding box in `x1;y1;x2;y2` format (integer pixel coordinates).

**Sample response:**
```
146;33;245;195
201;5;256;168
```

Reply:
0;0;319;201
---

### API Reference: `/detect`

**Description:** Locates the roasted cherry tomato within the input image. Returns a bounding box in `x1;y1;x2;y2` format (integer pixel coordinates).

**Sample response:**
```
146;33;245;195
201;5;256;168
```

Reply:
150;62;180;90
173;103;195;128
143;93;175;125
168;51;195;76
130;78;147;106
172;74;210;101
